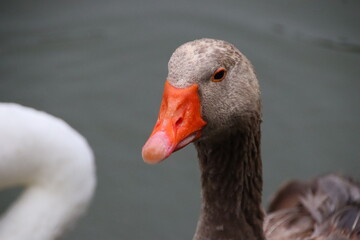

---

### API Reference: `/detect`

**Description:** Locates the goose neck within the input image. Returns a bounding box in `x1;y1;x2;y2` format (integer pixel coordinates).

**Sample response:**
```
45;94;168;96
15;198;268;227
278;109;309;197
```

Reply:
194;114;264;240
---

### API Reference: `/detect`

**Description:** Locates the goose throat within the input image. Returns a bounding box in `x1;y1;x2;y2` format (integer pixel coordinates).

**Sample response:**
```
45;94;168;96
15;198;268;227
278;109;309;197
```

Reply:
193;114;264;240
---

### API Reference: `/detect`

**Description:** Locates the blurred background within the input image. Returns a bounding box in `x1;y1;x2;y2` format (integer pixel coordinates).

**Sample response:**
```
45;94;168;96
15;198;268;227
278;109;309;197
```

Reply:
0;0;359;239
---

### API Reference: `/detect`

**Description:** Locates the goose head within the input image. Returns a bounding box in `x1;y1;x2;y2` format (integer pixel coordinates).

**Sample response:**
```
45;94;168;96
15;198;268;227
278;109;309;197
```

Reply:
142;38;261;164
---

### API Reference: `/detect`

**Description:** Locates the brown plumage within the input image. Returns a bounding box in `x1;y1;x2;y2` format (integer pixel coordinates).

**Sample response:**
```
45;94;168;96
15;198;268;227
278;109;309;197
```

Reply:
142;38;360;240
265;174;360;240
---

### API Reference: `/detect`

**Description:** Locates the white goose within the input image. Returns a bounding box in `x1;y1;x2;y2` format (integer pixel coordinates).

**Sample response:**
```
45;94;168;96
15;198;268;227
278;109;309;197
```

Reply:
0;103;96;240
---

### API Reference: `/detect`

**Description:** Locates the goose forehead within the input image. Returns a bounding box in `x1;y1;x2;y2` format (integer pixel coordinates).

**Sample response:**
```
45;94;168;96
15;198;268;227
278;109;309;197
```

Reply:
167;39;242;87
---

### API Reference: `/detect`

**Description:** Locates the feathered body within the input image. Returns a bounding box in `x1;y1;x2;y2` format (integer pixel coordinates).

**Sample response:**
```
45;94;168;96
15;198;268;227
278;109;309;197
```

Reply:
265;174;360;240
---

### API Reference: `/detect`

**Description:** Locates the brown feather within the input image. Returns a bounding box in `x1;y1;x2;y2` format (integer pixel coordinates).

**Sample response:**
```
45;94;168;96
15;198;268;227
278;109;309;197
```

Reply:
265;175;360;240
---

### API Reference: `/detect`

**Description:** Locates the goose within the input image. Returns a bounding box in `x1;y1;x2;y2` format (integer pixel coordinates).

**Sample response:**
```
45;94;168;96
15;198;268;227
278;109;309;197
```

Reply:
0;103;96;240
142;39;360;240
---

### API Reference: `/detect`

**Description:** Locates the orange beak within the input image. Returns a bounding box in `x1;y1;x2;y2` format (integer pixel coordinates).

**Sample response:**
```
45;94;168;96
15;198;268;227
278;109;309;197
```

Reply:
142;80;207;164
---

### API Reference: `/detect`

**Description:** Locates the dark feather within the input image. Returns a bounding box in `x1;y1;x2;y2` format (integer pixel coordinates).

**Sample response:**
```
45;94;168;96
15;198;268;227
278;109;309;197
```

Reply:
264;174;360;240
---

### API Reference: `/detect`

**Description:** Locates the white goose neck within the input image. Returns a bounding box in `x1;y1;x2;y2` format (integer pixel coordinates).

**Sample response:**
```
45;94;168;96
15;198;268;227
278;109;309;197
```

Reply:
0;103;96;240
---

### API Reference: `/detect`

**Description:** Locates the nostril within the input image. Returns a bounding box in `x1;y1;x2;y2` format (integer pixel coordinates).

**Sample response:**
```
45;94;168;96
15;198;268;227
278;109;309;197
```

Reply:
175;117;183;127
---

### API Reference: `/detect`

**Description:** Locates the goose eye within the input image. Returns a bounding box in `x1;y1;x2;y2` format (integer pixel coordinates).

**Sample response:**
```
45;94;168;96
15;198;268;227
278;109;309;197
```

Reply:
211;68;227;82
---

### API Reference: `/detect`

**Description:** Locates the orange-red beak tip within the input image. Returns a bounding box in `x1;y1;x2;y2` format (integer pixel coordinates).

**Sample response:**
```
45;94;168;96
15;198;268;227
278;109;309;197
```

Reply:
142;131;173;164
